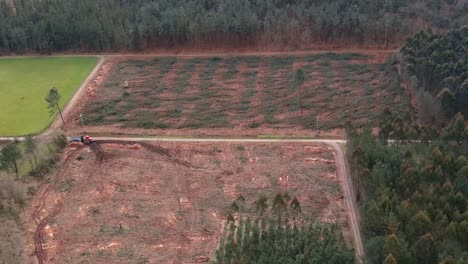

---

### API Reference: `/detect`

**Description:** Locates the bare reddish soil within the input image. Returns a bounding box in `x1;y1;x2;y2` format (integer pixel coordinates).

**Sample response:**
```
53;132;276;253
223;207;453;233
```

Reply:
67;52;410;138
28;142;348;264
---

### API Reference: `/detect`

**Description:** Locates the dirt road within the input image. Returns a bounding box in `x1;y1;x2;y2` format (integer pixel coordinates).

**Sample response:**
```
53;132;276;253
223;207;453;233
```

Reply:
90;136;364;261
0;49;397;60
91;136;346;144
329;142;364;260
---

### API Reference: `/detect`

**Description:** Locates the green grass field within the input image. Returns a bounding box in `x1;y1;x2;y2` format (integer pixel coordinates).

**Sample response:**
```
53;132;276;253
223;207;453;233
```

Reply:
0;57;98;136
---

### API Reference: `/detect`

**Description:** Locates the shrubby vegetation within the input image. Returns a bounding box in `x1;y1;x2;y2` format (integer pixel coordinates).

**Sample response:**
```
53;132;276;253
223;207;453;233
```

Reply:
348;111;468;263
0;183;26;264
0;0;467;53
0;135;68;178
401;26;468;122
0;134;69;263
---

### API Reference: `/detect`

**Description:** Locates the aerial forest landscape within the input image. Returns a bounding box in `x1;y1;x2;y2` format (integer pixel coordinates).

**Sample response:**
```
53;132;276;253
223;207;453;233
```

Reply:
0;0;467;264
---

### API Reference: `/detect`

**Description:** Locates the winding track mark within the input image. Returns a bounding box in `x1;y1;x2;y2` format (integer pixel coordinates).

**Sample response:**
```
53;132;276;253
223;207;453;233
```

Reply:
31;145;87;264
32;142;109;264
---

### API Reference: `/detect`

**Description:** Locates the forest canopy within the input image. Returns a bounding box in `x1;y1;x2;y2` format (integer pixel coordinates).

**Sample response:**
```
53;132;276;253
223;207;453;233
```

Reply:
0;0;467;53
348;112;468;263
401;26;468;120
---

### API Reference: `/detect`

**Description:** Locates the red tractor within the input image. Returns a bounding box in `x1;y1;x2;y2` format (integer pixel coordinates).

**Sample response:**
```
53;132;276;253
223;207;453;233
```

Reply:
71;135;93;144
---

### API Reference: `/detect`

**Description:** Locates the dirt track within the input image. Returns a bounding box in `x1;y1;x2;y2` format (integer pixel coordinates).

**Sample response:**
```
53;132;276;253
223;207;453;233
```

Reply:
329;142;364;260
0;49;397;60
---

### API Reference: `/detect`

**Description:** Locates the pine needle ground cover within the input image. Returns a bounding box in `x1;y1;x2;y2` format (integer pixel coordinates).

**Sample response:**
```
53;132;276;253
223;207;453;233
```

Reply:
0;57;98;136
75;52;410;137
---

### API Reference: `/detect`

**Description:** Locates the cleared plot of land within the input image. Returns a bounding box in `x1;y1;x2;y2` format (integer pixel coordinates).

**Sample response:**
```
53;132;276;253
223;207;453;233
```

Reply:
0;57;98;136
73;53;409;136
30;142;348;263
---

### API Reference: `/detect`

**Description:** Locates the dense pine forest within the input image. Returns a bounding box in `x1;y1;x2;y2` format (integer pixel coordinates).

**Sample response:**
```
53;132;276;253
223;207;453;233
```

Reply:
401;26;468;122
1;0;467;53
215;220;354;264
348;112;468;263
214;193;355;263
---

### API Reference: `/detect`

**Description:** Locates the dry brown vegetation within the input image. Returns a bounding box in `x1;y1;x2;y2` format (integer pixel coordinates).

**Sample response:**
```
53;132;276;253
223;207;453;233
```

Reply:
69;52;410;137
28;142;348;263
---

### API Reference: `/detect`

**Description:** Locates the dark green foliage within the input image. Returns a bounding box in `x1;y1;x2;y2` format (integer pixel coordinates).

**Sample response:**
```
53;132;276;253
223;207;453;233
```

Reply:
24;136;38;168
444;113;466;143
53;134;69;150
44;88;61;116
401;26;468;120
349;112;468;263
217;192;355;263
290;197;302;216
45;87;66;124
255;195;268;216
28;157;56;178
294;69;305;87
0;143;22;178
214;221;354;264
413;233;438;264
0;0;466;54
